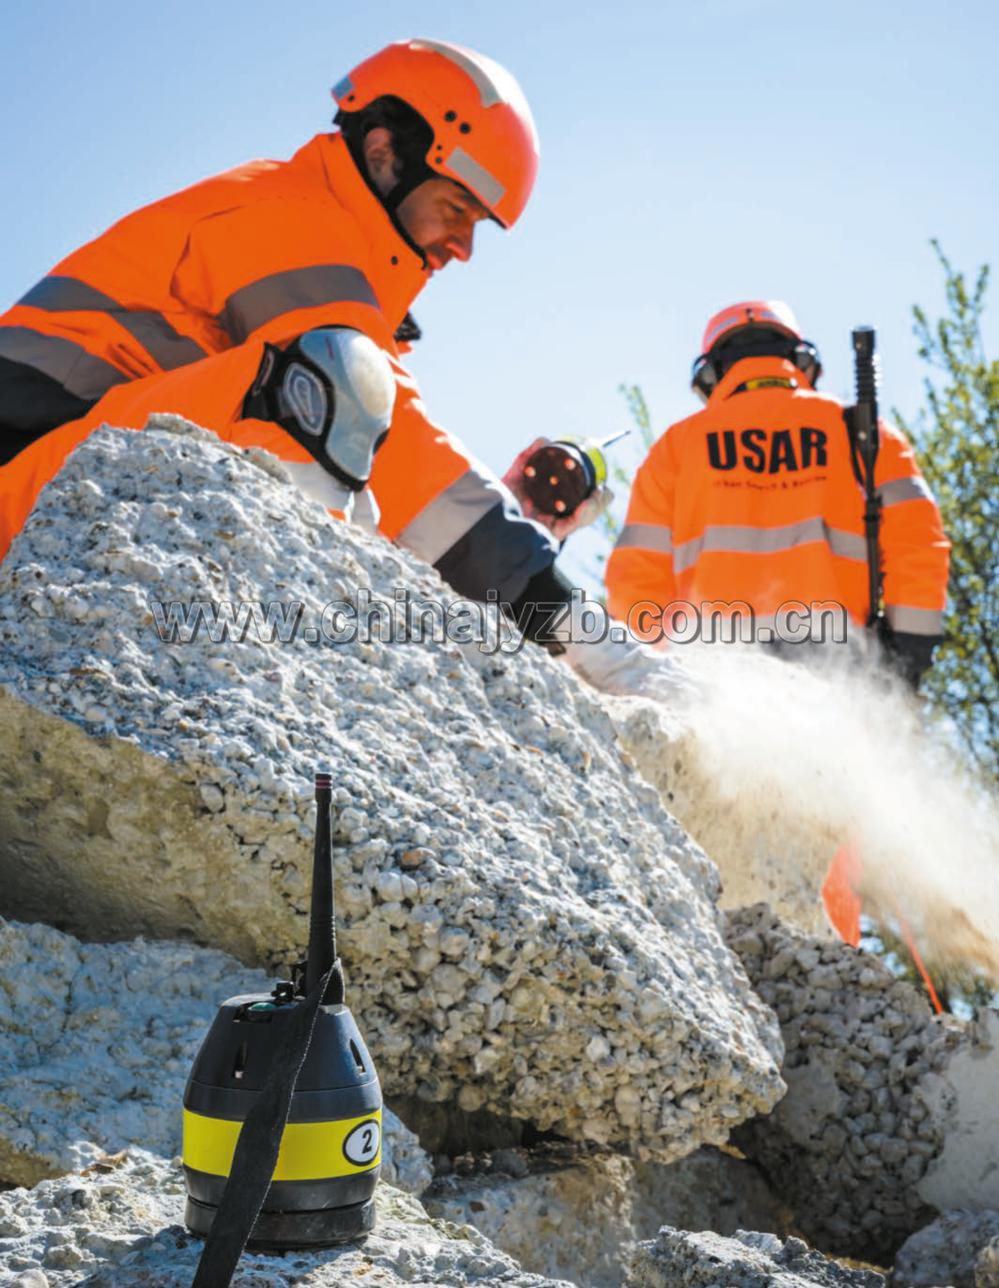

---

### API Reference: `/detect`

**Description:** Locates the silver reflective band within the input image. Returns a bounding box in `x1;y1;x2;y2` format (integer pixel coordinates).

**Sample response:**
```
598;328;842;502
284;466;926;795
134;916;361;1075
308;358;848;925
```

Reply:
331;75;354;102
0;325;128;400
445;147;505;211
18;275;207;370
885;604;945;635
614;522;674;554
220;266;379;344
19;276;117;312
409;39;505;107
282;363;328;437
672;518;867;574
296;328;395;484
395;468;510;567
878;475;934;506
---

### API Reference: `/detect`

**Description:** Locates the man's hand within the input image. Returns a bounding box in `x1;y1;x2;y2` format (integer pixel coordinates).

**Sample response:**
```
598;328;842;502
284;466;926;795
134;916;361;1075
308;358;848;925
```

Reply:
502;438;613;541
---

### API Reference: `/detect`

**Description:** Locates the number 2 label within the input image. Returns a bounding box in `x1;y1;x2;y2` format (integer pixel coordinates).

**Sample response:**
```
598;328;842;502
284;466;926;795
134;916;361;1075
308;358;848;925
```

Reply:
343;1118;381;1166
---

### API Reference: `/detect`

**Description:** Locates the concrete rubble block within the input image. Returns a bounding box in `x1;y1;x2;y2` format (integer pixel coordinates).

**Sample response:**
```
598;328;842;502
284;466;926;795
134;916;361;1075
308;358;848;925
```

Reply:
0;918;431;1195
423;1144;791;1288
976;1236;999;1288
892;1210;999;1288
0;1150;573;1287
0;419;784;1160
726;904;997;1265
625;1226;885;1287
610;694;842;939
914;1011;999;1215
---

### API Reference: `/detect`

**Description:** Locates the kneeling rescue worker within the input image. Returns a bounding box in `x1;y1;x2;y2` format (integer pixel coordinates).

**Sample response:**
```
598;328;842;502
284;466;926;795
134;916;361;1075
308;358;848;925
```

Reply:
604;301;950;687
0;38;690;700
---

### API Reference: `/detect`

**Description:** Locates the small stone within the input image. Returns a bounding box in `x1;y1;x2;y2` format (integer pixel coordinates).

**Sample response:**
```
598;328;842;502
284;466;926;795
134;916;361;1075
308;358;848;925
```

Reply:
401;847;435;869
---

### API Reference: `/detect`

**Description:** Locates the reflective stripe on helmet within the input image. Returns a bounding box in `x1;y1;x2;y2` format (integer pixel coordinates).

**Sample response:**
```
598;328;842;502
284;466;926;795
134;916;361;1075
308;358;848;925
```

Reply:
445;147;505;211
218;265;379;344
701;301;803;355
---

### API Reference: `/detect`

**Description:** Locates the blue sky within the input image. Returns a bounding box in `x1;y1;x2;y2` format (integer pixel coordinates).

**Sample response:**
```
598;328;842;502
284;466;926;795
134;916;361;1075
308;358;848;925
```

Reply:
3;1;996;586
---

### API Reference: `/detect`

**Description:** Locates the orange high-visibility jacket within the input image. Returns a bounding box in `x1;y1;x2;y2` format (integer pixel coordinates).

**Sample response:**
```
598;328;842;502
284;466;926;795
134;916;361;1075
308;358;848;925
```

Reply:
0;132;558;598
604;356;949;640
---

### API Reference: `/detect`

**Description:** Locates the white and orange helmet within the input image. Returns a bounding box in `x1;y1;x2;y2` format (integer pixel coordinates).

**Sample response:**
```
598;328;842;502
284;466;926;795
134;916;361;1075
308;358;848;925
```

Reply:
692;300;821;400
332;39;539;229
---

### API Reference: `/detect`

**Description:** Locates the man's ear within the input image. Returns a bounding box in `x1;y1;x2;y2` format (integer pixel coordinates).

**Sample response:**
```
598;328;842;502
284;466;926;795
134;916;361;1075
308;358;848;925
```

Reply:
362;126;398;197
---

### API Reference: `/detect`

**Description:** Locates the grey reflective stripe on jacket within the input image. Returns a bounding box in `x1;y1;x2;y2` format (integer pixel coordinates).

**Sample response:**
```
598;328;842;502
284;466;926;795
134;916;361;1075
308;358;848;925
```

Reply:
218;265;379;343
395;466;559;605
614;522;674;554
877;475;935;507
396;469;516;568
17;275;207;371
0;325;128;401
885;604;945;635
671;518;867;575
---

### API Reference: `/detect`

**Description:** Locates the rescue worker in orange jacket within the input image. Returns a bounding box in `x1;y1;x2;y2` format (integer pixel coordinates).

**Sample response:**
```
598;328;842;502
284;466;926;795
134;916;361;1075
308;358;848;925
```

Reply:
604;301;949;685
0;38;690;700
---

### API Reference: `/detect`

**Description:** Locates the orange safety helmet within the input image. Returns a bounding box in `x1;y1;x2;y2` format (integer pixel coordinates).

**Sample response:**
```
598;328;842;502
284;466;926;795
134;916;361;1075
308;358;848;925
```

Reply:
692;300;821;401
332;39;539;229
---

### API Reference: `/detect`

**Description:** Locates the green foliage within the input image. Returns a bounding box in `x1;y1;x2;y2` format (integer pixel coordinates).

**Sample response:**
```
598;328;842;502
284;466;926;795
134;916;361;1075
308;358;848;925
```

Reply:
592;383;657;564
896;242;999;782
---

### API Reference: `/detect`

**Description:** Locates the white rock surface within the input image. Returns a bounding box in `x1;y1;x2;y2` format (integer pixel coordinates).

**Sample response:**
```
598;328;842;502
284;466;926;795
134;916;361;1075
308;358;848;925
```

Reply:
0;918;430;1195
0;419;783;1160
612;701;838;938
726;905;986;1263
893;1209;999;1288
626;1226;884;1287
977;1236;999;1288
423;1145;790;1288
0;1150;572;1286
915;1011;999;1214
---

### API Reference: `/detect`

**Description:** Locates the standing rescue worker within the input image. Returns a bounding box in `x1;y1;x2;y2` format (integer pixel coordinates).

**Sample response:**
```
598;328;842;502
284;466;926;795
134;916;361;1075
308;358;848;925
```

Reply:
604;301;949;686
0;38;689;700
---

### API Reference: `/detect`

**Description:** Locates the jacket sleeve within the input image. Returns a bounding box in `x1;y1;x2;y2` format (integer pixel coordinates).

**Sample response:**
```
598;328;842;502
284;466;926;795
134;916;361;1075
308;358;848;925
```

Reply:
604;432;677;629
875;424;950;639
370;358;561;605
171;198;397;352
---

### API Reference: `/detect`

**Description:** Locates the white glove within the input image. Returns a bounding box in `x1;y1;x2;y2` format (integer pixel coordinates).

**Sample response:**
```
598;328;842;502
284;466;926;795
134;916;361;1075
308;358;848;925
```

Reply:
562;633;701;704
502;437;613;541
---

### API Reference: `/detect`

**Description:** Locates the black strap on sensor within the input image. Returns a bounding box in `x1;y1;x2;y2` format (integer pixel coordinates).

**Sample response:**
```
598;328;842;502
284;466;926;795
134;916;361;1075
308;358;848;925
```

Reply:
190;962;334;1288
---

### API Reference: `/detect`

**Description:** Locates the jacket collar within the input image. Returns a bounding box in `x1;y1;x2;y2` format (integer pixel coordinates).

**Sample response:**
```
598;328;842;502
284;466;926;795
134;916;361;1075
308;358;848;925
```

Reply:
711;355;813;401
298;132;430;334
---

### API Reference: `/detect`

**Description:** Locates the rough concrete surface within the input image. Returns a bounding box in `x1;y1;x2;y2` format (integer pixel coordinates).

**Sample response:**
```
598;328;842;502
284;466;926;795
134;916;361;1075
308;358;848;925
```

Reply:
0;418;783;1161
0;1150;573;1286
726;905;975;1263
976;1237;999;1288
915;1011;999;1213
423;1144;791;1288
892;1209;999;1288
627;1226;884;1287
0;917;431;1196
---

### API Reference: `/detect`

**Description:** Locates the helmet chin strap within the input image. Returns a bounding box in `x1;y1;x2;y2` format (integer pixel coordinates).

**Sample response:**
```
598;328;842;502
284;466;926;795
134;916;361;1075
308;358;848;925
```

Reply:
339;121;432;267
383;163;434;213
380;165;435;266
